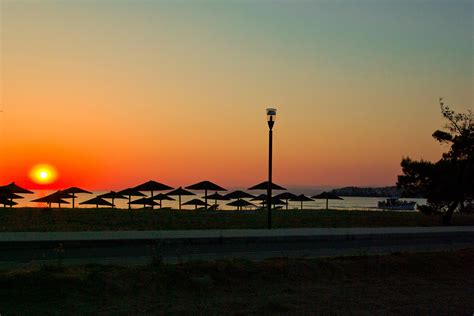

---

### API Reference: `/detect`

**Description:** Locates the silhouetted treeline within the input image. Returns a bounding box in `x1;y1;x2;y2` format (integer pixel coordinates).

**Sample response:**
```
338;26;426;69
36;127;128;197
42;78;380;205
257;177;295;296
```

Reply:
397;99;473;225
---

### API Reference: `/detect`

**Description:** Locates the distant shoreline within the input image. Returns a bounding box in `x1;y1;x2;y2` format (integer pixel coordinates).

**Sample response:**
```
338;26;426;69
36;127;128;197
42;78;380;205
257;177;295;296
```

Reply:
329;186;419;198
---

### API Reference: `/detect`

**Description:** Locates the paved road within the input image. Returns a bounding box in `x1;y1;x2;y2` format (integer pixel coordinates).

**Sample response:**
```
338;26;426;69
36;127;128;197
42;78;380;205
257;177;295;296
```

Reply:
0;227;472;268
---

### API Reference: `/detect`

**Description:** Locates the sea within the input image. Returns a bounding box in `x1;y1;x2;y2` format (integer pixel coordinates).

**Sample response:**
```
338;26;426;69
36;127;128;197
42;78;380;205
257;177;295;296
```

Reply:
14;189;427;211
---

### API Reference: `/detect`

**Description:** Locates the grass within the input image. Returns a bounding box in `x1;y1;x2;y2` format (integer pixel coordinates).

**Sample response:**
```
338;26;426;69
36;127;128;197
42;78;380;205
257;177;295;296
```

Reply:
0;207;473;232
0;249;472;314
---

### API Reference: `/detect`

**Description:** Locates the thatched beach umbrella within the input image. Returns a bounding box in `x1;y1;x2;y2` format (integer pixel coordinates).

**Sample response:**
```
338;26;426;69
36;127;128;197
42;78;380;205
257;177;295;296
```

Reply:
152;193;175;209
182;198;209;210
134;181;173;208
224;190;255;208
0;182;34;194
290;194;314;210
251;194;289;209
251;193;269;209
0;182;33;208
260;197;286;211
312;192;343;210
252;195;287;209
225;191;255;211
32;195;70;208
275;192;298;210
166;187;195;210
0;187;22;207
225;190;255;200
0;198;17;207
32;190;73;208
80;197;114;208
0;191;23;203
118;188;146;210
248;181;286;212
227;199;256;210
251;193;267;201
128;197;159;209
248;181;287;191
63;187;92;208
49;190;74;203
185;181;226;210
98;191;127;208
204;192;229;208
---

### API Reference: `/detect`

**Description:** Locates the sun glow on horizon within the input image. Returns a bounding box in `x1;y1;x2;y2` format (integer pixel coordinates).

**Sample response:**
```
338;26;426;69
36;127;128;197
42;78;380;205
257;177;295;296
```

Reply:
29;164;58;185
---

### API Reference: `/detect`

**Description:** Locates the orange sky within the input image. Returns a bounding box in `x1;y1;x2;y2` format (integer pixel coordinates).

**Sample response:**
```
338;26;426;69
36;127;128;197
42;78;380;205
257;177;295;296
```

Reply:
0;1;472;190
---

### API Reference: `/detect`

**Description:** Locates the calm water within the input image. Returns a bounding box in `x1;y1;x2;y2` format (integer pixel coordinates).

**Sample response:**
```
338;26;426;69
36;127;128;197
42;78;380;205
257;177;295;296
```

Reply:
15;190;427;211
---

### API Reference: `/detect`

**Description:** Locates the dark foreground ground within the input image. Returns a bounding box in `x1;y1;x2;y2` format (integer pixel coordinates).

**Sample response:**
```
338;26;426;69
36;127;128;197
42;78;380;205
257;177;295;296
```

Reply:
0;249;473;315
1;208;473;231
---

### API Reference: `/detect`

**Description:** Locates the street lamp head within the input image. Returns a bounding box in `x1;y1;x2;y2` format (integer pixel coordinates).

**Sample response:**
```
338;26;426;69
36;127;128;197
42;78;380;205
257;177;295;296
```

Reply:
266;108;277;129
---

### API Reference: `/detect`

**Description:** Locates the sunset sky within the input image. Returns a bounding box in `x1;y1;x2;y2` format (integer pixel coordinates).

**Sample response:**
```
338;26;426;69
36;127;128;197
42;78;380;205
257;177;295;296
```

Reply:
0;0;472;190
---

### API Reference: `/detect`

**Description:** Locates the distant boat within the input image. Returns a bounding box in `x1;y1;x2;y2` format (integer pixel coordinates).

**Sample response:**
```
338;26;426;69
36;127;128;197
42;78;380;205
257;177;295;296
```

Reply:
378;197;416;211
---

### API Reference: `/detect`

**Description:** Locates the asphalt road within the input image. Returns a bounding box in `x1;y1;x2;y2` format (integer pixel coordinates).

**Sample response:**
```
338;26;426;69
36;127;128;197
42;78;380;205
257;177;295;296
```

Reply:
0;232;472;268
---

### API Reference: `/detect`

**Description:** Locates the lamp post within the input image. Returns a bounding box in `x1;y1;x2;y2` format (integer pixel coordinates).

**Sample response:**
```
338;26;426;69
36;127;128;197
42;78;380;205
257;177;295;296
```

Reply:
266;108;276;229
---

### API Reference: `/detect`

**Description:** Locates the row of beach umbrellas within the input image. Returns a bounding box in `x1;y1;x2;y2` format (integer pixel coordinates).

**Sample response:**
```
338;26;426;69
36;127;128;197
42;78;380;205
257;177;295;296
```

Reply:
0;182;34;207
0;180;343;210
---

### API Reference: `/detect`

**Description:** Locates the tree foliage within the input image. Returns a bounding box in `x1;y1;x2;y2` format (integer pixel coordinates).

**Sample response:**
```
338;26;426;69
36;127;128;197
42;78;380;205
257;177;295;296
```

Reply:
397;99;473;224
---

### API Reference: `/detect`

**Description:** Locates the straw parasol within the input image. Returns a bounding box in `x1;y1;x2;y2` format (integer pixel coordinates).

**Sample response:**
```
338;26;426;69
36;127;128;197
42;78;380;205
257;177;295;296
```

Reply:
275;192;298;210
134;180;173;209
118;188;146;210
251;194;289;209
247;181;286;191
0;182;34;194
63;187;92;208
182;198;209;210
31;190;73;208
290;194;314;210
0;189;22;207
312;192;343;210
0;182;33;208
0;198;17;207
224;191;255;211
134;180;172;196
227;199;255;210
32;195;70;208
0;191;23;200
98;191;127;208
204;192;229;208
259;197;287;207
166;187;195;210
49;190;74;203
152;193;175;209
128;197;159;209
251;193;267;201
185;181;226;210
80;197;114;208
249;182;286;213
224;190;255;200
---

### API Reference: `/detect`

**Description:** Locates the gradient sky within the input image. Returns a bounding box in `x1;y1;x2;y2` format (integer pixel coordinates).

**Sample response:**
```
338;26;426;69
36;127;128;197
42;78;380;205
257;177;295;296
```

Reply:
0;0;472;190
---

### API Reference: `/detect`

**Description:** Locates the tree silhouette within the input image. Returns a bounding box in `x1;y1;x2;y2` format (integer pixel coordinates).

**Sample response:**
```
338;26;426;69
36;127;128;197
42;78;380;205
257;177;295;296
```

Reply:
398;98;473;225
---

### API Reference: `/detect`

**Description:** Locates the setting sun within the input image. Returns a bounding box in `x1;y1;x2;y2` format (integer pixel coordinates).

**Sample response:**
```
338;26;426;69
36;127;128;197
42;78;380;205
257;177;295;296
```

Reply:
29;164;58;185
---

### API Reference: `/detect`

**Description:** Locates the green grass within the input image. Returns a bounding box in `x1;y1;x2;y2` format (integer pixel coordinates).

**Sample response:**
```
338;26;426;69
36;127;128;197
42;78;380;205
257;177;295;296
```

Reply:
0;249;472;314
0;207;473;232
